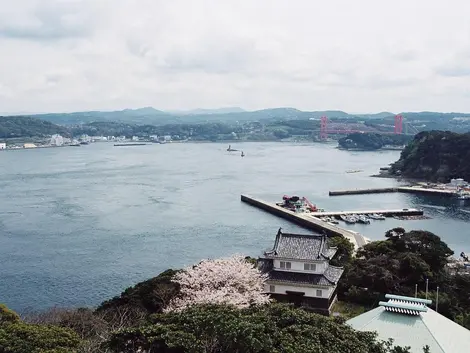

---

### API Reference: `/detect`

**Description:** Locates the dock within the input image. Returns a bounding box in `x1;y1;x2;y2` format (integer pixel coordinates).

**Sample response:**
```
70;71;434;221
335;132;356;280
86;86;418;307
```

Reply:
329;188;398;196
310;208;423;217
329;186;456;197
241;195;367;249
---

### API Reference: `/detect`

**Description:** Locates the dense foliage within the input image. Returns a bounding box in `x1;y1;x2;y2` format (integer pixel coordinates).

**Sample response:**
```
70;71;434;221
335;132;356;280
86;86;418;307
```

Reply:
391;130;470;182
107;303;414;353
0;305;80;353
0;116;70;138
338;133;412;150
97;269;180;316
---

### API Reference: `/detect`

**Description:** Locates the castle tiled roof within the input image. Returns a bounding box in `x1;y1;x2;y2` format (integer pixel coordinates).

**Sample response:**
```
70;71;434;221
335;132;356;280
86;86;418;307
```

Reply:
264;229;338;261
267;266;344;286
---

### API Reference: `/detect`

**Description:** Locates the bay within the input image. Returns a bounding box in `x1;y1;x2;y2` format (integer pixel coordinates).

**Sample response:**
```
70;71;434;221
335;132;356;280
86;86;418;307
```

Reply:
1;142;469;312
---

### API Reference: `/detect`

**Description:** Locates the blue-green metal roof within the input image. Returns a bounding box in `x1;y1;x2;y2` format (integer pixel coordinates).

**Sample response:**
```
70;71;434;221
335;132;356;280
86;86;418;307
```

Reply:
347;303;470;353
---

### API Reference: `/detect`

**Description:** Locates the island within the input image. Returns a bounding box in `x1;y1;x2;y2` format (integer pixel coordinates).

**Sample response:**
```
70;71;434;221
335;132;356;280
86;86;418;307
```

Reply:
338;132;412;151
390;130;470;182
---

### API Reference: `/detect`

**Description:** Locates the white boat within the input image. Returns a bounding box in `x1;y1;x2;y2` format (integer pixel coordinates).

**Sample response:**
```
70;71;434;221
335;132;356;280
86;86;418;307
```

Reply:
357;214;371;224
340;214;357;224
368;213;386;220
456;190;470;200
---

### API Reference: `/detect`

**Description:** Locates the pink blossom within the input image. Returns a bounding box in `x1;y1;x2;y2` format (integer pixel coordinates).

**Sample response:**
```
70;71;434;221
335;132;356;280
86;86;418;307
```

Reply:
165;255;270;312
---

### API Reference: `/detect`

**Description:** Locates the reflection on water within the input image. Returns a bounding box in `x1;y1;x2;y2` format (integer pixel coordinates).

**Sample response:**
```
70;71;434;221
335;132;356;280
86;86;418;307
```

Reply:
0;142;469;311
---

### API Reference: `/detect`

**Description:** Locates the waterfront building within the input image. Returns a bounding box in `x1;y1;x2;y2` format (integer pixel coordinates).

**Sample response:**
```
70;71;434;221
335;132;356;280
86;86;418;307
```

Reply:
258;229;344;315
347;294;470;353
132;136;139;141
23;143;37;148
50;134;64;146
0;142;6;149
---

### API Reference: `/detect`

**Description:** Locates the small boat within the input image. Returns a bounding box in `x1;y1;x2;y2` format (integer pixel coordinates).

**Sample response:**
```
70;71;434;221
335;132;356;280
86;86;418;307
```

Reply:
357;215;370;224
456;190;470;200
241;151;245;157
227;144;238;152
80;141;89;145
368;213;386;220
346;169;363;174
340;214;357;224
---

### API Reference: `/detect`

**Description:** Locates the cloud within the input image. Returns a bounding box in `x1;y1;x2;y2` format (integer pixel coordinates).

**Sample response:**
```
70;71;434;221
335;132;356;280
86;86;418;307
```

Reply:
0;0;98;41
0;0;470;113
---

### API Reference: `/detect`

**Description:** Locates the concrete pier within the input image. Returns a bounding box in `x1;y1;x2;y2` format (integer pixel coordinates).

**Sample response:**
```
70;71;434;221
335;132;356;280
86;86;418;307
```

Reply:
329;186;456;197
329;188;398;196
241;195;367;249
311;208;423;217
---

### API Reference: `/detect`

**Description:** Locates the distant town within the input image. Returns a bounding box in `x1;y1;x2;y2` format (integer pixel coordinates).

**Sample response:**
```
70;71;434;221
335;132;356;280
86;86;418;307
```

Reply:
0;133;174;150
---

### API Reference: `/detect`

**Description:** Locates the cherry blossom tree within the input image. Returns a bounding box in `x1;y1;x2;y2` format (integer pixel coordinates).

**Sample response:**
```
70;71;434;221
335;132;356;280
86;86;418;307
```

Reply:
165;255;269;312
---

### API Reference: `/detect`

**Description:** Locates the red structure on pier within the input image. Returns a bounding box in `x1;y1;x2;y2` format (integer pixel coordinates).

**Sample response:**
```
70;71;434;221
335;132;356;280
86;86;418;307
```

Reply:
394;114;403;134
320;116;328;140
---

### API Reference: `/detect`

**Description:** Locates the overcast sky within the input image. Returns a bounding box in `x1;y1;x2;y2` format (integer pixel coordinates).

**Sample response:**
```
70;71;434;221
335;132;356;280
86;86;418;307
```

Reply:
1;0;469;114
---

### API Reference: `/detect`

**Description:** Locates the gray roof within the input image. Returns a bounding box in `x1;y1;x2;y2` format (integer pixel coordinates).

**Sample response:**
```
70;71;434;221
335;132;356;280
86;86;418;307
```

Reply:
267;266;344;286
347;294;470;353
264;229;338;261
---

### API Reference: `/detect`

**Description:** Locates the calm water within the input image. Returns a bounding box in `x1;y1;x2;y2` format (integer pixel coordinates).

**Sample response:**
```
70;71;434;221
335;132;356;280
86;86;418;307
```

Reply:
1;142;469;312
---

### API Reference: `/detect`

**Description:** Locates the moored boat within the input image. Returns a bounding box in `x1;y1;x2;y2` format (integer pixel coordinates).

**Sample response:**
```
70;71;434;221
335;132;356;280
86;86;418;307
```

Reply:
340;214;357;224
368;213;386;220
357;214;371;224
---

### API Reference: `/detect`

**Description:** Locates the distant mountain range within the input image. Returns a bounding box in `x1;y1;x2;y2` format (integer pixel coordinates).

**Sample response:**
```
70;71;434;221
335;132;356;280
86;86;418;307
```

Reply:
2;107;470;127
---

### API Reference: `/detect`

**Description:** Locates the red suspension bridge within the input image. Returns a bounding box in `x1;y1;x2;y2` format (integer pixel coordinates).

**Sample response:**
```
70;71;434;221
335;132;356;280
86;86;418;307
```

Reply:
318;114;418;140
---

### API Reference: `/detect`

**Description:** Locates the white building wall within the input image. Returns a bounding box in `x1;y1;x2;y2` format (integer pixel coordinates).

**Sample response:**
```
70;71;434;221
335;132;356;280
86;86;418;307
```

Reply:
0;142;6;149
273;259;327;274
265;283;333;298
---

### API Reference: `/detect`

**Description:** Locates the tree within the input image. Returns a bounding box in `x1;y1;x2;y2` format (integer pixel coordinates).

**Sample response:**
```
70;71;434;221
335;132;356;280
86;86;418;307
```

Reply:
165;255;270;312
329;235;354;267
0;304;20;325
107;303;414;353
97;269;180;316
0;305;80;353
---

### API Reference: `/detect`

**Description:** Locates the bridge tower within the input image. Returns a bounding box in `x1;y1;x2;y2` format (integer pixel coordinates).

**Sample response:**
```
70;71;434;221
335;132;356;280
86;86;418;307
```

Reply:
394;114;403;134
320;116;328;140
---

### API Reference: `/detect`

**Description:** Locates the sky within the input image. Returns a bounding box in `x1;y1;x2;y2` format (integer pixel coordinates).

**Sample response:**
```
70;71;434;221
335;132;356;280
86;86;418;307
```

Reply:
0;0;470;114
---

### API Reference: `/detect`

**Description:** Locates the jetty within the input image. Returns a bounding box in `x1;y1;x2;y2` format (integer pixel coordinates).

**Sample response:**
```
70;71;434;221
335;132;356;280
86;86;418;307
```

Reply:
114;143;148;147
329;186;456;197
310;209;423;217
241;195;367;249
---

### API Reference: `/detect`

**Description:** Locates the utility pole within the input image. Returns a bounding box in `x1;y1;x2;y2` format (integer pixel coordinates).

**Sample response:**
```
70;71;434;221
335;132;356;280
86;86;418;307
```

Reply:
415;284;418;298
436;287;440;313
425;279;429;299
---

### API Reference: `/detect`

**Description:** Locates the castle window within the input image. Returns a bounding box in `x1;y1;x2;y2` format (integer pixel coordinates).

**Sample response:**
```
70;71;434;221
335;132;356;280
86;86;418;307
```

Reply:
304;263;317;271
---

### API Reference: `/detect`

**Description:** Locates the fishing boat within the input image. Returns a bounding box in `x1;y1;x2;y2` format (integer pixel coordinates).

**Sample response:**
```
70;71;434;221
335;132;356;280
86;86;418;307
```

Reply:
357;214;370;224
368;213;386;220
340;214;357;224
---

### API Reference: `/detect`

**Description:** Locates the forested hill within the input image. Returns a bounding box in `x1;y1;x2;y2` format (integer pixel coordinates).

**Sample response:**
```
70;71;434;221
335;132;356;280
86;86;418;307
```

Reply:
0;116;70;138
390;130;470;182
338;133;412;150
